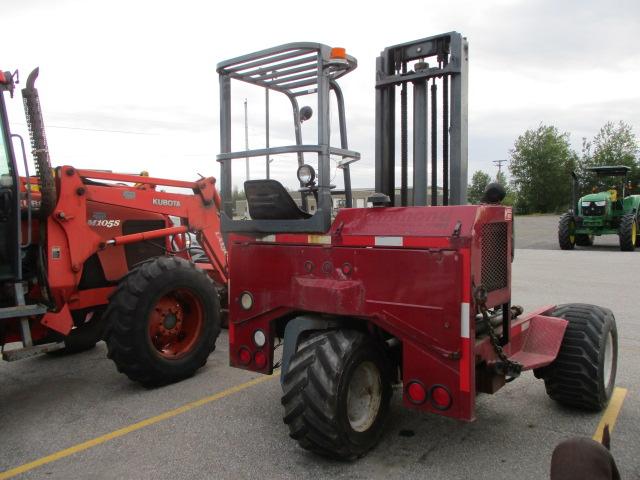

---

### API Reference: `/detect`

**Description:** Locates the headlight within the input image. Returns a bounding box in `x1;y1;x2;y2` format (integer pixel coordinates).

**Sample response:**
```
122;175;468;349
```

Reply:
581;201;590;207
595;201;606;207
297;164;316;186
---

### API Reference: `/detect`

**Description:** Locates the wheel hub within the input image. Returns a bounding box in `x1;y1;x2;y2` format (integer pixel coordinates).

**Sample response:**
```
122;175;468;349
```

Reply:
346;361;382;433
148;290;204;359
603;331;613;387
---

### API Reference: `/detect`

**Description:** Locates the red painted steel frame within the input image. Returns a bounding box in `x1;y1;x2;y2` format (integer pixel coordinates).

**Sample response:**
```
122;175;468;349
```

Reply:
227;204;559;422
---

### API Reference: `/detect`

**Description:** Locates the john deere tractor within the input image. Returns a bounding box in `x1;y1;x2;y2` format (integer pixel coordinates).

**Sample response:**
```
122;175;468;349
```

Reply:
559;166;640;251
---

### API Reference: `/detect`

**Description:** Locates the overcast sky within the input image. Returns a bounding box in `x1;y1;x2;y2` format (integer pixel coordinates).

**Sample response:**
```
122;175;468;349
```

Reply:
3;0;640;191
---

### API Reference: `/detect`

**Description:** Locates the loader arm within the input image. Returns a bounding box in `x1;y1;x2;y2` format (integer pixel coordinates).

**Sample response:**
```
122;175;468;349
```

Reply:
46;167;227;310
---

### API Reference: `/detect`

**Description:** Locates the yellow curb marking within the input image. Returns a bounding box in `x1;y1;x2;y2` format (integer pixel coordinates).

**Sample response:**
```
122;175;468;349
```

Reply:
592;387;627;442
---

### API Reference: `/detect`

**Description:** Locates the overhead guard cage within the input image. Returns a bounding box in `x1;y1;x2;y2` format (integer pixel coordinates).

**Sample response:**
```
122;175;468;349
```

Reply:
217;43;360;234
375;32;469;206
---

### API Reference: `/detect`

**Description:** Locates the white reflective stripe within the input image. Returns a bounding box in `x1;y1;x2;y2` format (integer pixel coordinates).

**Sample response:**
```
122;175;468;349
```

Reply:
308;235;331;245
374;236;403;246
460;302;470;338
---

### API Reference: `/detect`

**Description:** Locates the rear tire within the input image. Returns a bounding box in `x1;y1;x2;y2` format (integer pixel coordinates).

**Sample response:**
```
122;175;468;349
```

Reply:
539;304;617;411
558;213;576;250
104;256;220;387
281;330;392;460
619;213;637;251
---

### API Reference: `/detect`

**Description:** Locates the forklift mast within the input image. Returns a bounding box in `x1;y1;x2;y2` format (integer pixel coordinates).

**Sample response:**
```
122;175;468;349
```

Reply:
375;32;468;206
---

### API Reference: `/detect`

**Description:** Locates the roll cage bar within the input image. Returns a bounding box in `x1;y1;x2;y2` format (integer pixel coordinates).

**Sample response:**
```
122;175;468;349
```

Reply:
217;42;360;234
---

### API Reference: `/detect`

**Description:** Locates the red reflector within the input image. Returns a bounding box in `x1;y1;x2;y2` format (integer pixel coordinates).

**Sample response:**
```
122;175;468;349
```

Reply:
0;71;6;83
406;381;426;404
430;385;452;410
238;347;251;365
254;350;267;369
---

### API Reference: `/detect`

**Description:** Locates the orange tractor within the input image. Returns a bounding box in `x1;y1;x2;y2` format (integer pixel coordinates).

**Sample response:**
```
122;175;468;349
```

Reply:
0;68;227;386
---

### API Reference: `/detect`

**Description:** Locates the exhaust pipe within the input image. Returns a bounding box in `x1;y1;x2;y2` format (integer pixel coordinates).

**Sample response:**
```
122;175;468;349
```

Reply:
22;67;56;219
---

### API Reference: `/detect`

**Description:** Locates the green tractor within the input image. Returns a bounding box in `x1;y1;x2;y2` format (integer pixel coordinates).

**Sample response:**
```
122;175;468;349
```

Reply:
559;165;640;251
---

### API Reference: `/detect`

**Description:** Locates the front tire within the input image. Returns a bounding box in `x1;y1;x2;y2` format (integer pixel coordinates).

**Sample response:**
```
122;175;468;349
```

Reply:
558;213;576;250
539;304;617;411
281;330;392;460
619;213;637;251
105;256;221;387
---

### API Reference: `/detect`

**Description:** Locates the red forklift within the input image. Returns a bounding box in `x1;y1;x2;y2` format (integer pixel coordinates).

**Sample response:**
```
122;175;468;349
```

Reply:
216;34;618;459
0;68;227;385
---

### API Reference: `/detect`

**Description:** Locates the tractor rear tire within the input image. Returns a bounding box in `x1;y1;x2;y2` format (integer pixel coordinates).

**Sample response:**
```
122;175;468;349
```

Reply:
558;213;576;250
575;234;594;247
619;213;637;251
540;304;617;411
104;256;220;387
281;330;392;460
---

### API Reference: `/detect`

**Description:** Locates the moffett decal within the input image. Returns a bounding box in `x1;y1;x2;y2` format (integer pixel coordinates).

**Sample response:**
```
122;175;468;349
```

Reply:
152;198;181;207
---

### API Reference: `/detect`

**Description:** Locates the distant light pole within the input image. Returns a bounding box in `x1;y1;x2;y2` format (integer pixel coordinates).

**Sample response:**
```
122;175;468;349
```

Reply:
265;87;270;179
244;98;249;181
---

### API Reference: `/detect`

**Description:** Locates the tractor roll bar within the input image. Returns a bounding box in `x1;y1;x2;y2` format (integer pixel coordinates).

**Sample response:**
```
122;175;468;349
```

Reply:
217;42;360;234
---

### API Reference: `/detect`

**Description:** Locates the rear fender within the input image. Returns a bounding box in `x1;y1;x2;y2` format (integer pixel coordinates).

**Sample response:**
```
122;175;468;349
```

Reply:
280;315;338;383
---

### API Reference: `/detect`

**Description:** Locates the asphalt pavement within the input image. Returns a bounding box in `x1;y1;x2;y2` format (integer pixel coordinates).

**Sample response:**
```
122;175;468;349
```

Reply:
0;215;638;479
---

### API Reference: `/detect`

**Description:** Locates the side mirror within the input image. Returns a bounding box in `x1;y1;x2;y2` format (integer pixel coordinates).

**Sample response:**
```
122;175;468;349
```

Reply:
299;106;313;123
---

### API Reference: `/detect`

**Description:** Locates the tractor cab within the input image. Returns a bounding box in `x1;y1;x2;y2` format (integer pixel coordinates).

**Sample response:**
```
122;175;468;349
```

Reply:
586;165;630;212
560;165;640;250
0;69;21;283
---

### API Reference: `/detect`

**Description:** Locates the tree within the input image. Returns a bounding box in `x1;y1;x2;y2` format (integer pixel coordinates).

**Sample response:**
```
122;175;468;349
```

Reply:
468;170;491;204
509;125;577;213
496;170;516;206
579;121;639;192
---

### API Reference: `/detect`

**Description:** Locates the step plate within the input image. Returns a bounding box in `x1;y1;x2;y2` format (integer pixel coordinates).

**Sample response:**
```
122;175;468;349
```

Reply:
509;315;568;370
2;342;65;361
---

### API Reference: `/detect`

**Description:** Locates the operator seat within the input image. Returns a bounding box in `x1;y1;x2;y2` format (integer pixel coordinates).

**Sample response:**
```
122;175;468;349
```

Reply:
244;179;312;220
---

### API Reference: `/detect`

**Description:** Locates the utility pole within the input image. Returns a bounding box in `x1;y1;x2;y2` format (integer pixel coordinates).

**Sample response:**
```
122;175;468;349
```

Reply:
244;98;249;181
493;159;507;180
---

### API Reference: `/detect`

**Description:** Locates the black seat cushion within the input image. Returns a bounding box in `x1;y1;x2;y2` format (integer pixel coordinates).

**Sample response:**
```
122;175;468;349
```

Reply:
244;179;312;220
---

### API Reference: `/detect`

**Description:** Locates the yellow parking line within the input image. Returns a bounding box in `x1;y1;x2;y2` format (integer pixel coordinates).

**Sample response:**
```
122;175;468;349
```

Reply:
0;372;279;480
592;387;628;442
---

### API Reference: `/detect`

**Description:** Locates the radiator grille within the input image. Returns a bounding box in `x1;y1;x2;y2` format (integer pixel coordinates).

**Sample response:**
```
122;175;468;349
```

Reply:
481;222;508;292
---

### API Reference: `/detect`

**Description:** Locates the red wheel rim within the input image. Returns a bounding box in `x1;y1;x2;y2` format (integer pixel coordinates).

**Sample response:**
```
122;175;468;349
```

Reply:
148;289;204;359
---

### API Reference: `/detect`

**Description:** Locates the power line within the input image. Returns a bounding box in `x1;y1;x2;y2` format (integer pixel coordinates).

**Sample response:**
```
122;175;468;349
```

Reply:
12;122;158;135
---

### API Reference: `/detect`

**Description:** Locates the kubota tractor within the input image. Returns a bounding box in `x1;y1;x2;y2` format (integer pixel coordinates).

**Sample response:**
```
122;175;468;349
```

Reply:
216;34;618;459
559;165;640;251
0;68;227;386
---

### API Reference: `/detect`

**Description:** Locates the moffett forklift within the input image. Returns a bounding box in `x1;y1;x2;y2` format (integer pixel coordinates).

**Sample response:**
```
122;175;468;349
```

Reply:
559;165;640;251
0;68;227;386
216;33;618;459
